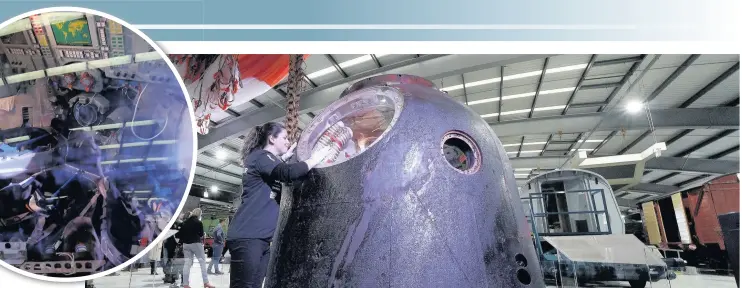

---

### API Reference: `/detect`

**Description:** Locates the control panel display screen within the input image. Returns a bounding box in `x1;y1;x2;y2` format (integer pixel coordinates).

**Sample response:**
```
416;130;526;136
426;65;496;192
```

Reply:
50;16;93;46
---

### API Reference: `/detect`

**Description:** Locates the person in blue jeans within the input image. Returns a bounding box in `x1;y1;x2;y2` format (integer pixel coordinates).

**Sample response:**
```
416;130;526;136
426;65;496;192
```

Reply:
207;218;225;274
227;122;333;288
179;208;215;288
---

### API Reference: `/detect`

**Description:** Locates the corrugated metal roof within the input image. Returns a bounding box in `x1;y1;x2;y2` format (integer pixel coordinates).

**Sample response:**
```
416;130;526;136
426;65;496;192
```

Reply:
194;54;739;207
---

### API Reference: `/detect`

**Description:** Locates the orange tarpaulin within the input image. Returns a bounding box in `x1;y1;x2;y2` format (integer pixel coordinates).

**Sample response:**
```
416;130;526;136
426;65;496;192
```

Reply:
172;54;309;134
236;54;309;86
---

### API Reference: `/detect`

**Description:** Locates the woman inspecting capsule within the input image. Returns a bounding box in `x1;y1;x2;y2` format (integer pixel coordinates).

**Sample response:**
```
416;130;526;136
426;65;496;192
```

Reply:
227;122;334;288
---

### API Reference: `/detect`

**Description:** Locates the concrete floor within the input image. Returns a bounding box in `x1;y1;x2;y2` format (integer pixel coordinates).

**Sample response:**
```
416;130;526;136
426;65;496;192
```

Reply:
92;261;737;288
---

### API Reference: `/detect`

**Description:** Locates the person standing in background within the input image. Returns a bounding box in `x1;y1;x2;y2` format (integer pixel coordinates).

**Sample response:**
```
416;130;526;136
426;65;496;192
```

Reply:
179;208;215;288
149;239;163;275
208;218;226;274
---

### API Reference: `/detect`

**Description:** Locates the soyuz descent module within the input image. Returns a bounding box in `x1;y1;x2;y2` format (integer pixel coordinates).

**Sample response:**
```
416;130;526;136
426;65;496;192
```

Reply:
266;75;545;288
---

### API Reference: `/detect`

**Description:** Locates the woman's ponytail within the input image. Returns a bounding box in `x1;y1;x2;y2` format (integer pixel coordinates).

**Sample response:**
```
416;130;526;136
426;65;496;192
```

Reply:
241;122;286;161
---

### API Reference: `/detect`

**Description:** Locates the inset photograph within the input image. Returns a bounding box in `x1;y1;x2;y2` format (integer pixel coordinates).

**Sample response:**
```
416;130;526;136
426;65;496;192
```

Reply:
0;9;196;280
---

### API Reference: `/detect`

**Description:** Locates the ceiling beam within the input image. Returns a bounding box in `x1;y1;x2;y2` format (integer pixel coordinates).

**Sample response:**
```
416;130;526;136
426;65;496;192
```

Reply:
581;82;621;90
675;129;737;158
645;157;739;175
563;54;597;114
540;134;553;157
370;54;382;68
617;130;652;155
325;54;348;78
498;66;504;122
225;108;241;117
196;163;242;179
611;54;697;155
593;56;644;67
591;131;616;155
709;145;739;159
516;136;525;157
198;104;287;151
649;137;739;185
249;99;265;108
627;183;680;195
644;54;700;103
675;174;712;187
529;57;549;118
198;54;551;151
615;197;637;208
561;55;658;168
679;62;739;108
507;155;739;177
193;175;240;194
598;54;647;112
303;75;317;88
461;74;469;104
489;106;739;138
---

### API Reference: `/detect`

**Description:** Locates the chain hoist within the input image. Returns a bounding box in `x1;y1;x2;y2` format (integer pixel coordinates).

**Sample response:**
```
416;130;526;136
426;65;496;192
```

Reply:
285;55;306;143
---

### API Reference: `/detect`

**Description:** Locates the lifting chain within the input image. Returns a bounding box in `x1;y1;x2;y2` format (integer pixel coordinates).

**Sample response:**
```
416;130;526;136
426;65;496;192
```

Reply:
285;55;306;143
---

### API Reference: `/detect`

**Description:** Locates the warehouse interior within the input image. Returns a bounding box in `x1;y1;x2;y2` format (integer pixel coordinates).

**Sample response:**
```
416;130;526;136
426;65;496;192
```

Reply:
93;54;739;288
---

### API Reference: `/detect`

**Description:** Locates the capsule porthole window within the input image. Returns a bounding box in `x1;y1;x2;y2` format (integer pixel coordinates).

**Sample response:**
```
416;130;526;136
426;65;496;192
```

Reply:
441;130;481;174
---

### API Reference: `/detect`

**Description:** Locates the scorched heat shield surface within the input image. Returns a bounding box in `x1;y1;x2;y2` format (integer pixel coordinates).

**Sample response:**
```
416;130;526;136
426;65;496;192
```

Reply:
266;75;544;288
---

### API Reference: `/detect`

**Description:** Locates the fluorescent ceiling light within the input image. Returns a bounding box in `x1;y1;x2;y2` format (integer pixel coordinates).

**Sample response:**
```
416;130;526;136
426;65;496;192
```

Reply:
533;105;567;112
502;142;547;147
481;105;566;118
507;150;541;154
307;54;389;79
307;67;336;79
571;148;594;152
506;148;594;155
441;63;587;92
502;139;601;146
546;64;588;74
340;55;372;68
467;87;575;105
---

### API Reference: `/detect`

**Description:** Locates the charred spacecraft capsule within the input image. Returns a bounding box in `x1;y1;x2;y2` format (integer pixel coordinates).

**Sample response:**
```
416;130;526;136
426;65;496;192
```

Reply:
265;75;545;288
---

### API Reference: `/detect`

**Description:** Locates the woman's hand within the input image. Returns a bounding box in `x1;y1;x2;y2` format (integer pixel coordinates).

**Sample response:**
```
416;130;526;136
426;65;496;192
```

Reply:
282;143;297;161
305;146;335;169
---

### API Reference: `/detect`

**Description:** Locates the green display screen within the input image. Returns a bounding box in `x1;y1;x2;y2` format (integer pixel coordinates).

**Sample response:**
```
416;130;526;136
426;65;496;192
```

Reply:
50;16;92;46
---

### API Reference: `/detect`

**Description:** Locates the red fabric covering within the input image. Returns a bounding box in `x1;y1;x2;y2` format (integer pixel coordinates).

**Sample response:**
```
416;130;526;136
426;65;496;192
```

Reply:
236;54;310;86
